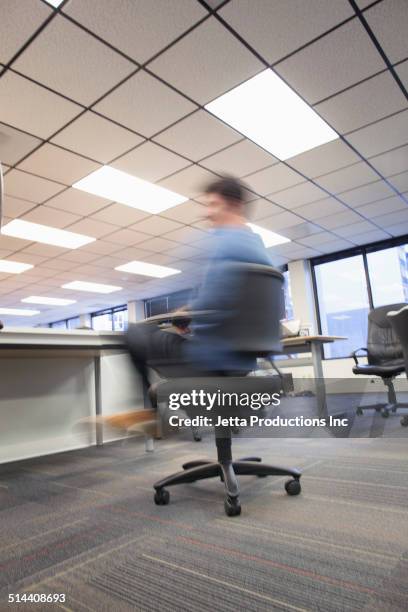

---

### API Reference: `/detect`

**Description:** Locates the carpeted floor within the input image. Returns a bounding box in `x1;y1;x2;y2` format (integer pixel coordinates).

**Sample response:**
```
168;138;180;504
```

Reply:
0;415;407;611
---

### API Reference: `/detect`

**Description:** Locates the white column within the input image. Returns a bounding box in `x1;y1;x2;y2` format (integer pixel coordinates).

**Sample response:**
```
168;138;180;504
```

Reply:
79;313;91;328
287;259;318;334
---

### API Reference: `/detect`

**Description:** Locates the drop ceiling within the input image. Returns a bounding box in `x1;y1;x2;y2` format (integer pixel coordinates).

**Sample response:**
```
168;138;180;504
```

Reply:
0;0;407;326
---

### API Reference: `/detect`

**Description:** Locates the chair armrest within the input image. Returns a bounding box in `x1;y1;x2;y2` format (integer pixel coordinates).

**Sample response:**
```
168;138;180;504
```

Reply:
350;347;368;365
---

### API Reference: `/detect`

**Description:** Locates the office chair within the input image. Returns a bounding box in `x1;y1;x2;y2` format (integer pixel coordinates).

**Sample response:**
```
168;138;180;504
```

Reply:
147;263;301;517
352;303;408;418
387;305;408;427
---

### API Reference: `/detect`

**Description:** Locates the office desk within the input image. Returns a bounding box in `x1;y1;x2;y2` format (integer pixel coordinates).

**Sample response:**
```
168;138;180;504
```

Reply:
281;335;346;414
0;328;142;463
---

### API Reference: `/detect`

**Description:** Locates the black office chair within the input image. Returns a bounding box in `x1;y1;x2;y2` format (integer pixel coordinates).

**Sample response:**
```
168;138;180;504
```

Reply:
148;263;301;517
387;305;408;427
352;303;408;418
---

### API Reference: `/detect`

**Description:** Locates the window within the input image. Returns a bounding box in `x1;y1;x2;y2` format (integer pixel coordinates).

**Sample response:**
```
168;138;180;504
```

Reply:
312;235;408;358
91;306;128;331
50;320;67;330
144;288;196;318
113;308;128;331
282;270;294;320
91;310;113;331
367;244;408;307
314;255;370;358
67;316;81;329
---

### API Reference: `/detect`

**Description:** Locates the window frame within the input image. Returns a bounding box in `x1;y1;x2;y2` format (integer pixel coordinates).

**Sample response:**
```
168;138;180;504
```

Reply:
311;233;408;360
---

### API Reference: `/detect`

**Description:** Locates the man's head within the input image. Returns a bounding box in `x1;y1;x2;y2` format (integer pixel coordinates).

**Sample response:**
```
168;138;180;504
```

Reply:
203;176;248;227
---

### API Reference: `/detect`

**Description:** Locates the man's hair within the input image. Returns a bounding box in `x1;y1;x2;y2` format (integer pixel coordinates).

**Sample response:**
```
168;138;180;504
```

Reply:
203;175;247;203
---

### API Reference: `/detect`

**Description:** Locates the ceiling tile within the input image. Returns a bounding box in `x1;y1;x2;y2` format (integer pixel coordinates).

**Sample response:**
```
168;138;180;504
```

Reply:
51;111;144;164
148;17;264;104
349;229;390;245
395;59;408;89
162;226;206;244
288;139;360;178
130;216;183;236
317;238;354;253
334;220;377;237
271;181;326;209
315;161;379;193
385;221;408;237
112;141;190;182
0;122;41;165
345;110;408;158
0;0;52;64
158;166;218;198
153;110;241;161
90;204;149;227
42;257;93;271
103;228;151;246
368;144;408;177
159;200;206;224
14;15;135;105
112;246;154;261
17;144;100;185
4;169;65;203
318;209;363;229
261;210;304;230
0;71;82;139
279;222;322;240
46;188;111;216
365;0;408;63
58;250;105;264
80;240;123;255
136;236;178;253
357;194;408;218
294;197;347;220
314;71;407;134
94;70;197;137
219;0;353;64
3;195;35;218
200;139;278;176
298;232;338;248
245;164;304;196
339;180;396;207
165;244;203;259
275;20;384;104
22;243;69;257
248;199;283;221
0;234;31;251
66;218;117;238
388;171;408;193
64;0;206;63
21;205;81;228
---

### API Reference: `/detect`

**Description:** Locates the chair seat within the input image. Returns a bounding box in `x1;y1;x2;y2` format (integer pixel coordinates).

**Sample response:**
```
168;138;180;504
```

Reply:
352;360;405;377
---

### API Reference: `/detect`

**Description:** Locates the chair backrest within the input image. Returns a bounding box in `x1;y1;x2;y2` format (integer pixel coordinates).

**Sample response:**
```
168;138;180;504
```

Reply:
367;303;407;365
387;305;408;376
207;262;285;356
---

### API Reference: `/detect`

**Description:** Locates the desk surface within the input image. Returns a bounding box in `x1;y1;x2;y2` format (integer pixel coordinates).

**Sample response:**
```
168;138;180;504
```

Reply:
282;335;346;347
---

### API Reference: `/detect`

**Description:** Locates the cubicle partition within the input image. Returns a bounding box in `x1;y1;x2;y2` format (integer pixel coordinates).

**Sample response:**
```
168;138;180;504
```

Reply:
0;329;143;464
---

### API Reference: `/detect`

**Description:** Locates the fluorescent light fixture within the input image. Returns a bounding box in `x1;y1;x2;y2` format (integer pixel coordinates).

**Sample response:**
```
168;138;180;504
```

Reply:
0;307;40;316
62;281;122;294
73;166;188;214
115;260;181;278
2;220;95;249
247;223;290;248
22;296;77;306
44;0;64;7
205;69;338;160
0;260;33;274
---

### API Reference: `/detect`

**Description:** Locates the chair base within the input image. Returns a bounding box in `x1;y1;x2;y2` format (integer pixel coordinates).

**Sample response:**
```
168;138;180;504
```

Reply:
356;402;408;419
153;457;302;516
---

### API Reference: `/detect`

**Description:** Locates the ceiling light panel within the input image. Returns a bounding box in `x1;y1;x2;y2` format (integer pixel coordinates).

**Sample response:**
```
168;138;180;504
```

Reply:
2;220;95;249
73;166;187;214
205;69;338;160
115;260;181;278
21;296;77;306
0;308;40;316
0;260;33;274
62;281;122;294
247;223;291;248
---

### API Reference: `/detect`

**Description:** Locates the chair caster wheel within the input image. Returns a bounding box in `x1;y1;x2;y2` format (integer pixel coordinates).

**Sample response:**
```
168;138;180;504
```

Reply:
193;435;202;442
285;479;301;496
356;407;363;416
231;426;240;435
381;408;389;418
154;489;170;505
224;496;241;517
401;416;408;427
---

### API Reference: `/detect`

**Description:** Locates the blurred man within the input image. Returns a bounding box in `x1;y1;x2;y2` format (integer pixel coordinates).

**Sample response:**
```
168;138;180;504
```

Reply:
126;176;271;385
